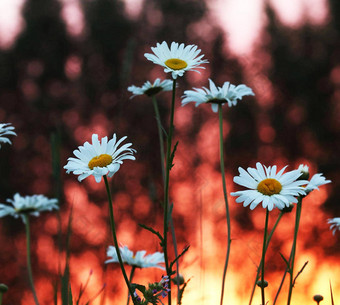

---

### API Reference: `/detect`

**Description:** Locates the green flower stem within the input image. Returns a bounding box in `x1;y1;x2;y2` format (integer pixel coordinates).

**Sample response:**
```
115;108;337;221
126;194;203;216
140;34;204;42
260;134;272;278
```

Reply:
103;175;137;305
260;209;270;305
152;96;166;181
249;211;283;305
163;79;177;305
24;215;40;305
218;104;232;305
126;266;136;305
273;246;293;305
287;197;303;305
152;95;181;303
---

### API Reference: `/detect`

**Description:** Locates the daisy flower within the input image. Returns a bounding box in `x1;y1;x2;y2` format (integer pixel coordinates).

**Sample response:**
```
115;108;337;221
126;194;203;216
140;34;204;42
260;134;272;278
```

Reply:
0;193;59;223
128;79;173;98
231;162;308;211
328;217;340;235
296;164;331;194
305;173;331;194
144;41;208;79
181;79;254;112
105;245;165;270
64;134;136;183
0;123;16;148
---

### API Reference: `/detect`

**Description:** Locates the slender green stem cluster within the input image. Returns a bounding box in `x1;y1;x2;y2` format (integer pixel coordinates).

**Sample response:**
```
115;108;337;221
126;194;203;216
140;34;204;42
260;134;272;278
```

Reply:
152;95;181;303
163;79;177;305
24;215;40;305
287;197;303;305
103;175;137;305
218;104;232;305
260;209;270;305
249;212;283;305
152;96;166;182
126;266;136;305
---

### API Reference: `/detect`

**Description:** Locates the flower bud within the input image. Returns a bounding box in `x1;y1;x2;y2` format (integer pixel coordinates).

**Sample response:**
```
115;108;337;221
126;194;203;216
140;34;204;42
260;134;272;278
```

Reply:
298;164;309;180
172;274;185;285
0;284;8;293
313;294;324;303
280;203;294;214
256;280;268;288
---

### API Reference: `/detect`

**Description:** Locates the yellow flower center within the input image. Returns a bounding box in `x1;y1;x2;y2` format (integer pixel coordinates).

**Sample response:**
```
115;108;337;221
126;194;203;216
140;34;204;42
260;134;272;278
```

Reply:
257;178;282;196
88;154;112;170
165;58;188;70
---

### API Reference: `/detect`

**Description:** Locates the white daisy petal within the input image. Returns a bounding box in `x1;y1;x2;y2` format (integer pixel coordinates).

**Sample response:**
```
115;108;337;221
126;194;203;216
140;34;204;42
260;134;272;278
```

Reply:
128;78;173;98
0;123;17;148
181;79;254;112
144;41;208;79
105;245;165;270
64;133;136;183
0;193;58;223
231;162;307;210
328;218;340;235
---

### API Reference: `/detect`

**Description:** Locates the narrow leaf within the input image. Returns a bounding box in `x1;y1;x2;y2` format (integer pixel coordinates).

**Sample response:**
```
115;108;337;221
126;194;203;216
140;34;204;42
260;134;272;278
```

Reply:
170;141;179;170
138;223;163;242
330;280;334;305
170;245;190;270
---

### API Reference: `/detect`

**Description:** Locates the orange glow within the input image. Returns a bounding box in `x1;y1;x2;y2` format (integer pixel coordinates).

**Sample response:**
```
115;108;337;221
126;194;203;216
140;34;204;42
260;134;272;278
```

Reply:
0;1;338;305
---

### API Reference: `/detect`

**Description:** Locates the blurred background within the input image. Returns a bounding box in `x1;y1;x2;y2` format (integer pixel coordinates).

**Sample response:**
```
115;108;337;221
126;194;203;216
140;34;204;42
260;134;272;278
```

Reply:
0;0;339;304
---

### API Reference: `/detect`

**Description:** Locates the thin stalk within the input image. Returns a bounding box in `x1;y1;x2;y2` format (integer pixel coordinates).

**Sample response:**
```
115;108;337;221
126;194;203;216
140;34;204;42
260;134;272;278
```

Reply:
126;266;136;305
249;212;283;305
287;197;303;305
218;104;232;305
163;79;177;305
24;215;40;305
260;209;269;305
152;95;180;303
103;175;136;305
152;96;166;181
0;293;2;305
273;242;293;305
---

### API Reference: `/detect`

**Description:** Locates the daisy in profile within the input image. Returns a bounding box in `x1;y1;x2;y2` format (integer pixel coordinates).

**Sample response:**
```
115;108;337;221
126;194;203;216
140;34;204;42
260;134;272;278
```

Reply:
64;134;136;183
128;79;173;98
231;162;308;211
0;123;16;148
0;193;58;223
144;41;208;79
296;164;331;194
328;218;340;235
182;79;254;112
105;245;165;270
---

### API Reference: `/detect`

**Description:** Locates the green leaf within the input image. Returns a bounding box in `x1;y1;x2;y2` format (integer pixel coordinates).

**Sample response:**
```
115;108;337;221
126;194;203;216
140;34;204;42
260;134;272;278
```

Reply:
170;245;190;270
330;280;334;305
279;252;291;271
61;262;70;305
131;283;146;294
53;280;58;305
138;223;164;243
68;286;73;305
170;141;179;170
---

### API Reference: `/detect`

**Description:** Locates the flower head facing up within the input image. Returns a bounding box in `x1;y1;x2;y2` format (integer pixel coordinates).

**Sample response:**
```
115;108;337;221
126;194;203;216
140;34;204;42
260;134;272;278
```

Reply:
0;193;59;223
144;41;208;79
128;79;173;98
0;123;16;148
231;162;308;211
64;134;136;183
181;79;254;112
328;218;340;235
105;245;165;270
